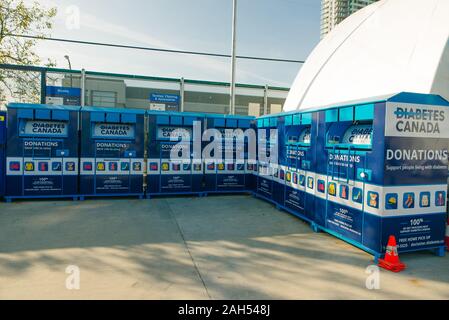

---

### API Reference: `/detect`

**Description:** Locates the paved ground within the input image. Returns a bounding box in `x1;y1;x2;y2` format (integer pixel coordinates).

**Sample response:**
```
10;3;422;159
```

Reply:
0;194;448;300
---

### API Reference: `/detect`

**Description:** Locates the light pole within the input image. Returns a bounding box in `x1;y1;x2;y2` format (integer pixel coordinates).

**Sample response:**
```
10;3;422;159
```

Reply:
230;0;237;115
64;55;73;87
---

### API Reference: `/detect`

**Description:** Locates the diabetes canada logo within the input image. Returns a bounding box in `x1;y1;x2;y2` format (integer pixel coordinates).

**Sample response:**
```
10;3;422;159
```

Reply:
95;123;134;138
24;120;68;136
393;106;445;134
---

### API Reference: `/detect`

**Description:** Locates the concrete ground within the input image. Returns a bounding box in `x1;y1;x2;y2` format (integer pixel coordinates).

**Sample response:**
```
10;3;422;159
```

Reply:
0;194;448;300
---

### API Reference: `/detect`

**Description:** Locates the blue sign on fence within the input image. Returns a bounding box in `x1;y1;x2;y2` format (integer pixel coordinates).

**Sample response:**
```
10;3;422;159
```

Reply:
149;93;180;111
46;86;81;106
150;94;180;104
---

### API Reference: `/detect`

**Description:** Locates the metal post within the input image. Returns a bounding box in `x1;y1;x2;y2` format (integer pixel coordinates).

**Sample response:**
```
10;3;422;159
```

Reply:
81;68;86;106
40;70;47;104
64;55;73;87
180;77;185;112
229;0;237;115
263;84;268;115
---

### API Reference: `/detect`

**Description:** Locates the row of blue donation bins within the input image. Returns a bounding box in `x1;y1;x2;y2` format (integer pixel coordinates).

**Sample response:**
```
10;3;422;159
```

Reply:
146;112;254;195
2;103;256;201
1;92;447;260
254;92;449;260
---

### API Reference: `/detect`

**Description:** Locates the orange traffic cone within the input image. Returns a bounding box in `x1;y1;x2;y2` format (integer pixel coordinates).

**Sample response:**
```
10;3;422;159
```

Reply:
378;235;406;272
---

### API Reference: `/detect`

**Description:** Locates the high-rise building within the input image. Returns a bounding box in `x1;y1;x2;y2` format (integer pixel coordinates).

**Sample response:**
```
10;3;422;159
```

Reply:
320;0;379;39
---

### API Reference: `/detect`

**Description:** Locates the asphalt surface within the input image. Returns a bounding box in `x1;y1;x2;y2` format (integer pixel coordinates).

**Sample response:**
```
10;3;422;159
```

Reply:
0;195;448;299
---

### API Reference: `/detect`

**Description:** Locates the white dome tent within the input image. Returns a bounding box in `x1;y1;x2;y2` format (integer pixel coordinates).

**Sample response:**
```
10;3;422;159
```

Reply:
284;0;449;111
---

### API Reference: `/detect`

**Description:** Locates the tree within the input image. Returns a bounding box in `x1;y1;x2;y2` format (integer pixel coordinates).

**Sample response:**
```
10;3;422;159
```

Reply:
0;0;57;105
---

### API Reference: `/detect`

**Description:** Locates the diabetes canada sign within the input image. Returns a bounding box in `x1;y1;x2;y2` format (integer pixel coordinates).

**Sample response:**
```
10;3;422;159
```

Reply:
23;120;68;137
385;103;449;138
94;123;135;139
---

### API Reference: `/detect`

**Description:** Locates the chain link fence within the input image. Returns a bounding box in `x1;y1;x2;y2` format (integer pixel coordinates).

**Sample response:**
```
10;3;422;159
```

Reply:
1;64;289;115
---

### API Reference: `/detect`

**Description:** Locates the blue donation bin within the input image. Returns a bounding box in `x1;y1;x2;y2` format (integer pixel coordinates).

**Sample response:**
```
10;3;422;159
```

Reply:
79;107;145;199
280;111;315;221
255;115;280;203
203;114;255;193
146;111;204;196
5;103;80;201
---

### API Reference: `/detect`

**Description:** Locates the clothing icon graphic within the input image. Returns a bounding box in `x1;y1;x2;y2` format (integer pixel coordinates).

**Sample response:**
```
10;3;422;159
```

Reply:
367;191;379;209
436;191;446;207
121;162;130;171
340;185;348;200
25;162;34;171
52;162;62;171
385;193;398;210
328;182;336;196
420;192;430;208
352;187;363;204
307;177;314;189
403;193;415;209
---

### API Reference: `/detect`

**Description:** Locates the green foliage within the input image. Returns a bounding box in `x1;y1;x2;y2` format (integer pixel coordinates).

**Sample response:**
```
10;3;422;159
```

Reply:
0;0;57;105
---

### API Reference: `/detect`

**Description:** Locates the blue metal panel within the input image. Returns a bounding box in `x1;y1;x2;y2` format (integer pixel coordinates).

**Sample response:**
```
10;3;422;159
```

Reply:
121;113;136;123
339;106;354;121
82;106;145;114
17;109;33;119
9;103;80;112
214;118;225;127
388;92;449;106
293;114;301;125
90;112;105;122
301;113;312;124
171;116;182;125
325;109;338;122
156;115;169;125
285;115;293;126
238;119;250;128
184;117;195;126
35;109;51;120
106;112;120;123
355;104;374;120
52;110;69;121
226;119;237;128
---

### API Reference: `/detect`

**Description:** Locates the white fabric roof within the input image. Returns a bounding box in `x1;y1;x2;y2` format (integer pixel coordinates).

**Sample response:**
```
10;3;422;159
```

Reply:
284;0;449;111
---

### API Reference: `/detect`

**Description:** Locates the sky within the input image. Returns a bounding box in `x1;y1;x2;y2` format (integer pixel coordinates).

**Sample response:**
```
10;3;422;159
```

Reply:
27;0;321;88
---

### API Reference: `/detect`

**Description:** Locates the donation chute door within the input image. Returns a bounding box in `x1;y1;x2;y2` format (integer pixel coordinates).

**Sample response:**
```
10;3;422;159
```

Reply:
324;106;374;243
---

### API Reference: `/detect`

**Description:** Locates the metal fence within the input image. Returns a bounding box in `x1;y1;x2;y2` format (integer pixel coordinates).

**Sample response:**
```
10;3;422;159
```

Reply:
0;63;289;116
